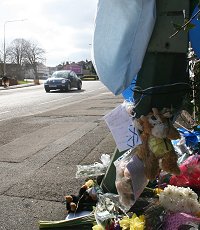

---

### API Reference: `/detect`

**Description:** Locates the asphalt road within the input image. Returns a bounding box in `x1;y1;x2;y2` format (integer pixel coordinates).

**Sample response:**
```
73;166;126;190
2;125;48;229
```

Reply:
0;81;106;122
0;81;123;230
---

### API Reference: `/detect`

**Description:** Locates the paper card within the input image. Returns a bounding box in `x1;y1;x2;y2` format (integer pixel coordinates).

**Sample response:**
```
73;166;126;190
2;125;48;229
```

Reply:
103;104;141;151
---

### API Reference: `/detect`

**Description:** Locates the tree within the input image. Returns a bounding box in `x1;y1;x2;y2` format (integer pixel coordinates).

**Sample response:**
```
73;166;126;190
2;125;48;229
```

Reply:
85;60;96;75
6;38;27;80
0;45;4;75
23;40;46;83
6;38;46;82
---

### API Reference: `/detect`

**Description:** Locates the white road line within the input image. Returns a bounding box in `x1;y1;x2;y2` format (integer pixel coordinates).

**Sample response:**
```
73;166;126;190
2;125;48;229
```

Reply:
101;92;113;95
84;90;96;93
39;96;72;105
0;111;10;115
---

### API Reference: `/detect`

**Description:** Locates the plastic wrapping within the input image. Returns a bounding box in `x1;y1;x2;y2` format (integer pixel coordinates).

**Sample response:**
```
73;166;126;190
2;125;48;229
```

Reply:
114;150;135;210
169;154;200;190
95;194;118;223
76;154;111;178
114;149;148;211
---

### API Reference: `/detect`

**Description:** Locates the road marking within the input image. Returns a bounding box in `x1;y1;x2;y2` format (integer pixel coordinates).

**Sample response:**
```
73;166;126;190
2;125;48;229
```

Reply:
39;96;72;105
0;111;10;115
84;90;96;93
101;92;113;95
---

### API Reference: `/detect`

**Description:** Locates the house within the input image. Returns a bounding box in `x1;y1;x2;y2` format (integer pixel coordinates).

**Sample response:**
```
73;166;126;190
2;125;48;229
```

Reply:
24;63;50;79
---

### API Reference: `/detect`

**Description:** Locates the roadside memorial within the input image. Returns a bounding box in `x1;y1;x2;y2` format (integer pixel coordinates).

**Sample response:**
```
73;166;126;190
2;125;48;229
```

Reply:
39;125;200;229
39;0;200;229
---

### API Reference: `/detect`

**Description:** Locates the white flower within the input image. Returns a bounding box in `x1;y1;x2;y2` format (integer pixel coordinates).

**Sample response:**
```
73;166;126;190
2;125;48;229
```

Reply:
177;199;191;213
168;200;179;212
173;190;187;201
184;187;198;200
162;185;175;197
159;194;174;210
158;192;165;204
159;185;200;214
186;198;200;214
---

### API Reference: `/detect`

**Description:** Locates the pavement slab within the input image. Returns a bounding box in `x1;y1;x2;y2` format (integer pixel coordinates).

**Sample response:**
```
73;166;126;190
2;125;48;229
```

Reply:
0;122;96;163
0;85;123;230
0;195;65;230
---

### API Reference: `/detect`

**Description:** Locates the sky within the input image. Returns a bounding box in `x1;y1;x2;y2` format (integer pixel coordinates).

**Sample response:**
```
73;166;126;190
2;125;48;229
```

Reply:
0;0;98;67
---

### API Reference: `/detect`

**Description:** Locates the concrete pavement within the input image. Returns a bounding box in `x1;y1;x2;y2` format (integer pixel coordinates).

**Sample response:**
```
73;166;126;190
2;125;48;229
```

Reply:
0;83;35;90
0;85;123;230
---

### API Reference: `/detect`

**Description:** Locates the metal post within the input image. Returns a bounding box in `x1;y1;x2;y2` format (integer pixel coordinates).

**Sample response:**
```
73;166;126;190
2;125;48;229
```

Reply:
3;19;27;76
3;22;6;76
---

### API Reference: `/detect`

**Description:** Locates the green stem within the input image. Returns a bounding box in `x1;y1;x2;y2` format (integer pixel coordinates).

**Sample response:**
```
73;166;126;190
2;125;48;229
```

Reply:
170;8;200;38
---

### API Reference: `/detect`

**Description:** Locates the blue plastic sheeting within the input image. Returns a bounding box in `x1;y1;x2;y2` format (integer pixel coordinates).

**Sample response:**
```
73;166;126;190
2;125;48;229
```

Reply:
189;5;200;59
121;78;137;102
178;128;200;148
92;0;156;95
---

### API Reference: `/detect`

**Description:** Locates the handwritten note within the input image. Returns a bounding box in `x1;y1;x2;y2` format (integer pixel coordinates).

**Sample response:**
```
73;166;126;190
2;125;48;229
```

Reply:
103;104;141;151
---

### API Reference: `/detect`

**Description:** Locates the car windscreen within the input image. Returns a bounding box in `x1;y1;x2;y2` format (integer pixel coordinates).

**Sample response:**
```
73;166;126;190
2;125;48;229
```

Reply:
52;72;69;79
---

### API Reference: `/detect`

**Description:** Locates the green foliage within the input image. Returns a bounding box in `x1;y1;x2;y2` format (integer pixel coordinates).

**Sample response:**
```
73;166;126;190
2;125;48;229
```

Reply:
144;204;166;230
18;80;32;84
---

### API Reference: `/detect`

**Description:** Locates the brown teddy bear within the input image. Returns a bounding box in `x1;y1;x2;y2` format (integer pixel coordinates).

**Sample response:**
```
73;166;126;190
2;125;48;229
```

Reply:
134;107;181;181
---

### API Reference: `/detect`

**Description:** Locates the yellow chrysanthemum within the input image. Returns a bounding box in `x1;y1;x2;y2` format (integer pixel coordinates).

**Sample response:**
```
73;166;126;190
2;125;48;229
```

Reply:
119;214;145;230
119;216;130;229
130;215;145;230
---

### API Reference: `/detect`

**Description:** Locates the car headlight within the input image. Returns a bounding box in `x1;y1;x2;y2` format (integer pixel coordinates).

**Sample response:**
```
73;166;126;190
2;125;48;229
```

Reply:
61;79;66;83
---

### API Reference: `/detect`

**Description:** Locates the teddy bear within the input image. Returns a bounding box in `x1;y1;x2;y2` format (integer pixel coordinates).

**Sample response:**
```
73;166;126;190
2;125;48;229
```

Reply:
114;107;181;208
65;179;97;213
115;150;149;210
134;107;181;181
115;152;135;208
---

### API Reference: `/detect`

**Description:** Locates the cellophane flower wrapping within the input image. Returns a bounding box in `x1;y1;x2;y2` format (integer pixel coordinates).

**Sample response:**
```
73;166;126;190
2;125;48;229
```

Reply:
169;154;200;190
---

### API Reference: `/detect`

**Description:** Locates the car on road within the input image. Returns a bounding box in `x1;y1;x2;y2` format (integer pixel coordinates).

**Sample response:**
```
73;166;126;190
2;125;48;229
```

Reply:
44;70;82;92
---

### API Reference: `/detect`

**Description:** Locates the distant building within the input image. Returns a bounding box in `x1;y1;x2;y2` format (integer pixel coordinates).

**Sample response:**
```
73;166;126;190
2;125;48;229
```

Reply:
49;66;57;76
1;63;24;79
63;64;83;76
24;63;50;79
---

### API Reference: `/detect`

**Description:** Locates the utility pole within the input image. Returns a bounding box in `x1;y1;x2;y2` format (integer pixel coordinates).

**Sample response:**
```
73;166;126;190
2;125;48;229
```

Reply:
134;0;191;117
3;19;27;76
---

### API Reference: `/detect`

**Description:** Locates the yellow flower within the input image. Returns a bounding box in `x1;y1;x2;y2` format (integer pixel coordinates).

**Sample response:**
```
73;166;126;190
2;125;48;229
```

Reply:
119;214;145;230
130;214;145;230
154;188;163;195
92;224;104;230
119;216;130;230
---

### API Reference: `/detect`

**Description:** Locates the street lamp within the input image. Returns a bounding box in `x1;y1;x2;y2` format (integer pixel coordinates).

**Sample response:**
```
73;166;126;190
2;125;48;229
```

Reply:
3;19;27;76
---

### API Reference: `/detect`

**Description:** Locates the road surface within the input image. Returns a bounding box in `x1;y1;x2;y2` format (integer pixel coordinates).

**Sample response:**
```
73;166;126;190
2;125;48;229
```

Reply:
0;81;106;122
0;81;123;230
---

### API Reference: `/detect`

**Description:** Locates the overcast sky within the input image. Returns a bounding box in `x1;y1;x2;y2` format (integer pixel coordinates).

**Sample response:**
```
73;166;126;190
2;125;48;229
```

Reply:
0;0;98;67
